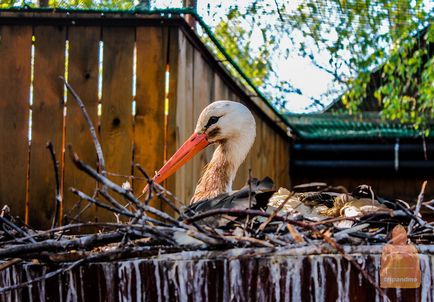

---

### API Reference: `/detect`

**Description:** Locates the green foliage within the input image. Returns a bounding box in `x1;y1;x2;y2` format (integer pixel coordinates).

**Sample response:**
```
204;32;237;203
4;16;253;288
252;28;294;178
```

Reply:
202;4;304;110
212;1;434;128
0;0;20;8
210;9;271;88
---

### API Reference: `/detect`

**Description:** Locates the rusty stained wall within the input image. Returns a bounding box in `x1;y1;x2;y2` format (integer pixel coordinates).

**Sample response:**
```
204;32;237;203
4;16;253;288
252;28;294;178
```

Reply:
0;13;291;229
0;246;432;301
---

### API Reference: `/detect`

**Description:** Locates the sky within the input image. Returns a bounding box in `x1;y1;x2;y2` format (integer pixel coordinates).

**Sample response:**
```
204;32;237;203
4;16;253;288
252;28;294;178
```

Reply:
154;0;337;113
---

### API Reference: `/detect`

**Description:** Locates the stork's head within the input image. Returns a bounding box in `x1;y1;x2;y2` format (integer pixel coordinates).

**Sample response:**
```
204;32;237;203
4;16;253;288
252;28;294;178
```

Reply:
195;101;256;144
150;101;256;186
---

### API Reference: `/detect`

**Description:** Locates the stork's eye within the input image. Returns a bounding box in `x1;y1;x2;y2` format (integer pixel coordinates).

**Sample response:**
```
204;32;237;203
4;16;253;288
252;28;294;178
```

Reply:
205;116;220;128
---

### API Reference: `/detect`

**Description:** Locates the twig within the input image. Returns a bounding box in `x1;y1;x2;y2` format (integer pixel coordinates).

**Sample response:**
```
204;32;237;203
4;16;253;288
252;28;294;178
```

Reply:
225;235;275;247
0;258;22;272
408;180;427;235
0;232;125;259
70;188;134;218
98;189;131;212
65;194;93;222
309;216;360;226
60;77;106;179
0;216;36;244
258;192;293;232
71;188;173;228
106;171;146;180
243;169;254;231
287;224;305;243
273;0;284;22
0;222;172;247
68;146;178;225
135;164;214;238
47;142;62;229
423;203;434;212
135;164;180;215
184;208;311;228
69;148;224;247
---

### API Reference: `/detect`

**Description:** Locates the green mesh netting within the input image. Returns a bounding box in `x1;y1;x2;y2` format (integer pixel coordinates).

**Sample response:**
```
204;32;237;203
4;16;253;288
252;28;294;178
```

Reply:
2;6;428;141
284;113;433;140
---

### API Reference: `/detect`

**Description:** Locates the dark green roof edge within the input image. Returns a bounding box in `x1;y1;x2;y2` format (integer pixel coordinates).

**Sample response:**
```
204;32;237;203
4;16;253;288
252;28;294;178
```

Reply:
284;113;433;140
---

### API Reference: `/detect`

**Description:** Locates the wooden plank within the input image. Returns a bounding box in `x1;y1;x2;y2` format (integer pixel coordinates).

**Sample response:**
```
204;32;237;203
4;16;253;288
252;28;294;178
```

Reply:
175;32;195;204
227;89;239;102
100;27;134;218
0;25;32;220
281;136;291;188
233;155;250;189
252;114;263;179
265;126;276;183
271;129;278;183
164;27;180;214
133;26;166;210
191;50;214;201
260;119;271;183
253;116;264;179
275;136;286;188
28;25;66;228
213;74;229;100
63;26;100;224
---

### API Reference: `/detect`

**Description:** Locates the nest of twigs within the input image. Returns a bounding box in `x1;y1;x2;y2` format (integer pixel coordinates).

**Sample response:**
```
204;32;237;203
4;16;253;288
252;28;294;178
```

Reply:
0;80;433;299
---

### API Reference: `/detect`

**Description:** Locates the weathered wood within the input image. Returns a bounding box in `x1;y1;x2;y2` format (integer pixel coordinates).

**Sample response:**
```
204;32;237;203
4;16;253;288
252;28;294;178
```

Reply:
100;27;134;220
260;119;271;183
175;32;195;204
213;74;230;100
63;26;100;224
278;135;291;188
164;27;180;213
28;26;66;229
252;114;264;180
0;19;293;218
134;26;166;209
0;25;32;220
192;50;214;193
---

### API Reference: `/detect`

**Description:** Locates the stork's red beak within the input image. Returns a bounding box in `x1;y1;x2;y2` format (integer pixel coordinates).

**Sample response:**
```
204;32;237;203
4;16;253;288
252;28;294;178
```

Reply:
143;132;209;193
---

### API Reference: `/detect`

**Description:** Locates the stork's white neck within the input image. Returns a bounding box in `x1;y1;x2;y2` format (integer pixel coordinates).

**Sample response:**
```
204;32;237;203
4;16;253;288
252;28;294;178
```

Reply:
191;133;254;203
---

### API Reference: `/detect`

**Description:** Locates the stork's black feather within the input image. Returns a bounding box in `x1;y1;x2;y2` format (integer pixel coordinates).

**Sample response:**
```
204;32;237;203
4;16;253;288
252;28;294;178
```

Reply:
182;177;275;227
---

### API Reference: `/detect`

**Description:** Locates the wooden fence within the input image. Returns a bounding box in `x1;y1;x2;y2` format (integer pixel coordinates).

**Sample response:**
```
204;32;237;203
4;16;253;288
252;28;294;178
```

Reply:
0;11;291;229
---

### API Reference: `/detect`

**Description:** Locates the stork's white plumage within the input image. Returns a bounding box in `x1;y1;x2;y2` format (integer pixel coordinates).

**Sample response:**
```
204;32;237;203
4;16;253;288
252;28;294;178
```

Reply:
150;101;256;203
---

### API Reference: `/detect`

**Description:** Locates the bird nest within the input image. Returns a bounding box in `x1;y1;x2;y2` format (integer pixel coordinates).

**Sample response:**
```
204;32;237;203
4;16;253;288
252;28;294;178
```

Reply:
0;147;433;296
0;81;432;297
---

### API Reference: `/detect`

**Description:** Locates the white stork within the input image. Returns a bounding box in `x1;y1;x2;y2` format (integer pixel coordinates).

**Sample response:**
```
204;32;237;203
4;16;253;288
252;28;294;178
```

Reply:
150;101;262;203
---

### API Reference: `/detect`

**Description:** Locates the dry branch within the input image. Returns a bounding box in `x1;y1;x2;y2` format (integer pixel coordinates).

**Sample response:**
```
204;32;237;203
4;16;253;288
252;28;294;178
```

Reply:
46;142;61;229
61;77;106;178
68;145;180;226
0;216;36;244
408;180;427;235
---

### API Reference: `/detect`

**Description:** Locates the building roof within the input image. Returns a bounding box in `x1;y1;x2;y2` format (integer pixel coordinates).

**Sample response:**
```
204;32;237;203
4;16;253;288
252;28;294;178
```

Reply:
284;113;434;140
286;26;434;141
